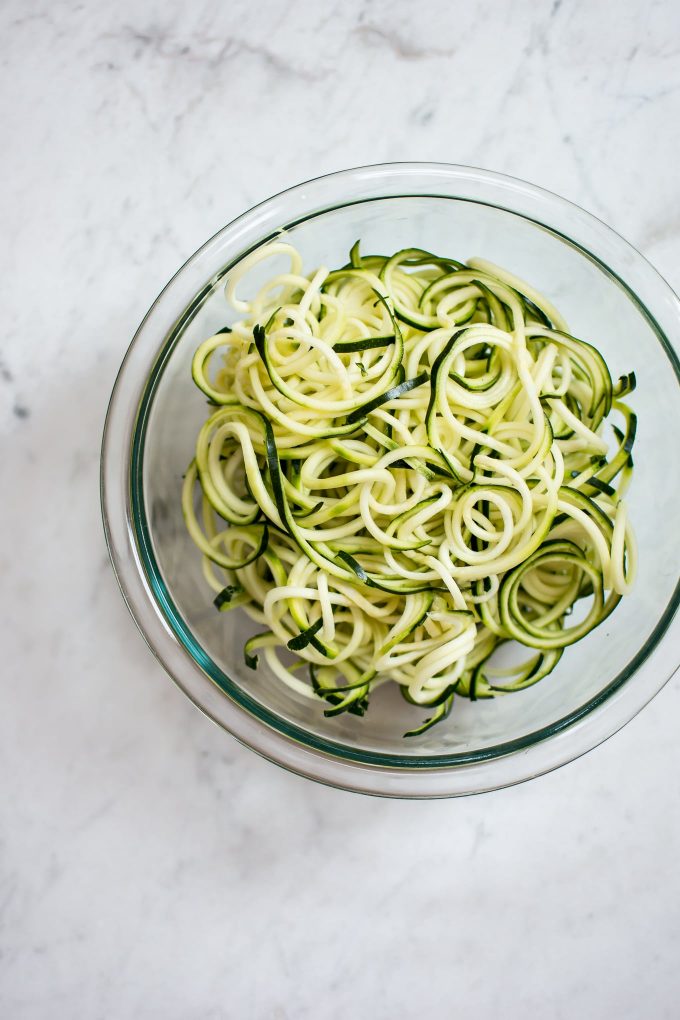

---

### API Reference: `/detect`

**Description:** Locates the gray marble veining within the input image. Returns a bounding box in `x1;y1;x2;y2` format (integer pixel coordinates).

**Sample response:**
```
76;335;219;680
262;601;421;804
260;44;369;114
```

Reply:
1;0;679;1016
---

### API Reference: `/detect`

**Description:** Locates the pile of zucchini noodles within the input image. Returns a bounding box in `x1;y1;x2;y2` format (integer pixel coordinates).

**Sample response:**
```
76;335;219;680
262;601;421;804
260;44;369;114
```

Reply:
182;240;637;736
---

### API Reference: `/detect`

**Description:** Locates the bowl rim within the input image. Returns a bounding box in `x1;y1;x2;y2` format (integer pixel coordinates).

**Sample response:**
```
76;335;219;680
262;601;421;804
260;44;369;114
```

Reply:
101;161;680;797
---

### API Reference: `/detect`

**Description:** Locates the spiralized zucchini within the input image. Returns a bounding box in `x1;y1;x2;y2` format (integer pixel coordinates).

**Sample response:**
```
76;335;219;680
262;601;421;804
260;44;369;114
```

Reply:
182;240;637;735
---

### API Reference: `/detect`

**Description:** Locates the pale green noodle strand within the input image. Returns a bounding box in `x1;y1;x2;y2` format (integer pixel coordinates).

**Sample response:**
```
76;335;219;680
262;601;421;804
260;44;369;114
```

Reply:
183;240;637;734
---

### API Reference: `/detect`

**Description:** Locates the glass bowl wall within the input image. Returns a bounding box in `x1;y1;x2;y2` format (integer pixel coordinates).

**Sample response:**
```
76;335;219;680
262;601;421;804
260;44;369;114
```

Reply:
102;164;680;797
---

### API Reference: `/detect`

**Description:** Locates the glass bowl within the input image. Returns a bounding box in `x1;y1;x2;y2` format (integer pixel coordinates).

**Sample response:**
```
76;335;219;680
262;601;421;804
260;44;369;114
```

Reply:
101;163;680;798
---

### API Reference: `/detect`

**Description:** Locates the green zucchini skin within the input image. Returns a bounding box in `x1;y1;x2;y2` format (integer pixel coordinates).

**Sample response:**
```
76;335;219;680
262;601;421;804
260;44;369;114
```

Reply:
183;238;637;737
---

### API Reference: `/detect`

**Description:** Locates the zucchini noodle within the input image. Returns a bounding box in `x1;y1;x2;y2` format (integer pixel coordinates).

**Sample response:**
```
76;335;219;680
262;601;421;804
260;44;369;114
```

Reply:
183;240;637;735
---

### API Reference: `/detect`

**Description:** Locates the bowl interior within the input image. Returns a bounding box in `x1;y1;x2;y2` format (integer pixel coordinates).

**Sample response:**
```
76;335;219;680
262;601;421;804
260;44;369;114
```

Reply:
136;194;680;763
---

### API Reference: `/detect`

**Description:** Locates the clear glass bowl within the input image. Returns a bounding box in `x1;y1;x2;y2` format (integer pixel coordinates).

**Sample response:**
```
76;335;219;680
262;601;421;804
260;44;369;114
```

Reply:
101;163;680;797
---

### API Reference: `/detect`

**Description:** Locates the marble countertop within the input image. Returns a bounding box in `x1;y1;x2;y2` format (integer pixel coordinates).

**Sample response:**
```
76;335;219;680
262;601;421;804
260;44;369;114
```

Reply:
2;0;680;1016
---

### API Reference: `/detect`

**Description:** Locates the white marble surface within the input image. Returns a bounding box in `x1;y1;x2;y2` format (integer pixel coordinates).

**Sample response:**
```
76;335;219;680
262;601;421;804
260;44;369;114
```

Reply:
2;0;680;1016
